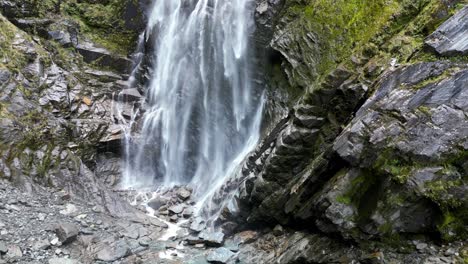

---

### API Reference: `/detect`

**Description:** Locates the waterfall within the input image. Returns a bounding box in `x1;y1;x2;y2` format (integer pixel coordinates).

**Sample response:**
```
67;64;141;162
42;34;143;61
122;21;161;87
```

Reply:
121;0;264;197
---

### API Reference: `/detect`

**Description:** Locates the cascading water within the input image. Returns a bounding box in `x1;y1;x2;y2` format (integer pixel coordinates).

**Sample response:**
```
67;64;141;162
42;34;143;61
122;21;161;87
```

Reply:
122;0;264;199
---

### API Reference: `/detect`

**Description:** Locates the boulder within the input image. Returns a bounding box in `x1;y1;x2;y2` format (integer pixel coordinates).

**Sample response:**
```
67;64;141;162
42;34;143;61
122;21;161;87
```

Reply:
76;42;131;73
55;223;79;244
6;245;22;259
206;247;235;263
190;217;207;232
147;196;169;211
177;187;192;201
32;239;50;251
199;230;225;247
168;204;184;214
425;6;468;56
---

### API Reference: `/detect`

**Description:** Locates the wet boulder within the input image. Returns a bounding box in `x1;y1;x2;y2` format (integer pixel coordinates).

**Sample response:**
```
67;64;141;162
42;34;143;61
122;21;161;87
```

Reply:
199;230;225;247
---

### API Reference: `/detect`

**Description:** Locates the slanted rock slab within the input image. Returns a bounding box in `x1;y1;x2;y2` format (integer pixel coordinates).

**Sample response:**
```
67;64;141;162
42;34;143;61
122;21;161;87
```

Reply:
200;230;225;247
425;6;468;56
207;247;235;263
95;240;131;262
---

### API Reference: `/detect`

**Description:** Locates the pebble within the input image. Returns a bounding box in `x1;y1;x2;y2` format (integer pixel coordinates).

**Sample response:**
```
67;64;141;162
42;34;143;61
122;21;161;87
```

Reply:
417;243;428;251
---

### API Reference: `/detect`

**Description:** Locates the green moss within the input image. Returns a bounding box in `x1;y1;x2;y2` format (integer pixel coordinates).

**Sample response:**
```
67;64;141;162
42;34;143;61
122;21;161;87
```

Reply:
284;0;400;81
61;0;138;55
336;195;352;205
438;210;467;242
335;170;378;211
424;178;463;209
0;16;29;71
377;158;413;184
417;105;432;116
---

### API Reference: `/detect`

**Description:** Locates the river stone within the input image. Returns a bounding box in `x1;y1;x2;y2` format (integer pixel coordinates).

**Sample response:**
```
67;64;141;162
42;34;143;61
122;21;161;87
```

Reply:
177;188;192;201
147;196;168;211
425;6;468;56
182;207;193;218
168;204;184;214
0;242;7;254
55;223;79;244
49;258;81;264
149;217;168;228
199;230;225;246
206;247;235;263
190;217;206;232
6;245;22;258
33;239;50;250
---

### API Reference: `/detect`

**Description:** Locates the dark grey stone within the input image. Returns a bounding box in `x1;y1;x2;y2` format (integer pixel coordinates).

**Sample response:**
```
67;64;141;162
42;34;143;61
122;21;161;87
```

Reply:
55;223;79;244
425;6;468;56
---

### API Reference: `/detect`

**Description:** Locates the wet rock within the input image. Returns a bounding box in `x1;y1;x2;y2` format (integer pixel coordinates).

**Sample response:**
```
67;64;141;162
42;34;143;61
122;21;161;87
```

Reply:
95;240;131;262
168;204;184;214
170;215;179;222
177;187;192;201
182;207;193;218
190;217;206;232
199;230;225;247
147;196;168;211
84;69;122;83
55;223;79;244
118;88;142;102
206;247;235;263
186;236;204;245
425;6;468;56
138;237;151;247
149;217;168;228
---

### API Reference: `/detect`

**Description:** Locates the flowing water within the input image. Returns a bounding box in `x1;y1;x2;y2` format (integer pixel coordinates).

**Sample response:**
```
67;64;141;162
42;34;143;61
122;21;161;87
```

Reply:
121;0;263;200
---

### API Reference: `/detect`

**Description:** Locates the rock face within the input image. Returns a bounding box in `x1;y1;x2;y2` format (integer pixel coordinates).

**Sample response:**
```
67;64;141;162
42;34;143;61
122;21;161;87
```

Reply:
205;0;468;255
425;5;468;56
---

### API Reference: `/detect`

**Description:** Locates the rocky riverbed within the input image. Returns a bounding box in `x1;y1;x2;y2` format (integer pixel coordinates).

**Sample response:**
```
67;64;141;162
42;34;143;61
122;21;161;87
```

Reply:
0;179;465;264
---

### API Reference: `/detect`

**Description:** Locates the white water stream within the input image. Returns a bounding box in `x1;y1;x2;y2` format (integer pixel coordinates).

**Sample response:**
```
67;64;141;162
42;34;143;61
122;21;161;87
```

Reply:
120;0;263;201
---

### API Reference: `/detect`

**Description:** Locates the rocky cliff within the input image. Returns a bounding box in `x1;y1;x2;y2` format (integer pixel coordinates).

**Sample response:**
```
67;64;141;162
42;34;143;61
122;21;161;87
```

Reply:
0;0;467;263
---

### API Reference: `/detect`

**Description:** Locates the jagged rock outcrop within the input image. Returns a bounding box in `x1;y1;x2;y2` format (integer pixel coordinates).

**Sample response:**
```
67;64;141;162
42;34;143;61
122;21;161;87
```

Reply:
208;1;468;259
